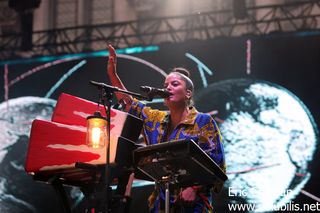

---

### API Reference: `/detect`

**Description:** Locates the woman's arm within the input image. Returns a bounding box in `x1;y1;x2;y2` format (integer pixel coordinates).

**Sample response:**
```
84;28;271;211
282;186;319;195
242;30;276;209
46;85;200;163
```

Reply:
198;116;225;172
106;44;133;109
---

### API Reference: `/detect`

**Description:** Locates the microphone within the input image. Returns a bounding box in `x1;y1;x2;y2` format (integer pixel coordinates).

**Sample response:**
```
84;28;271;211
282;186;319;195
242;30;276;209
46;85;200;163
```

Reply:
140;86;171;99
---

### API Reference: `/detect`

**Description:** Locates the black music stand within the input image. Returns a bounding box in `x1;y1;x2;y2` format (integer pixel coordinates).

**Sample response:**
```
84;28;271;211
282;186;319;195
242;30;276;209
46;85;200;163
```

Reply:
133;139;227;213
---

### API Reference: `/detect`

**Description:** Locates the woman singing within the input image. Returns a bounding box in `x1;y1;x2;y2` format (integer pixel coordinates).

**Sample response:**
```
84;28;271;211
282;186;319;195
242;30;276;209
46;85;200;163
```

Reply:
106;44;226;213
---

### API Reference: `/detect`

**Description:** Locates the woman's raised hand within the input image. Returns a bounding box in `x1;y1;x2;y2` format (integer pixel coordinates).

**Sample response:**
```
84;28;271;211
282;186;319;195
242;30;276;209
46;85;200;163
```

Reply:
106;43;132;105
107;44;117;75
108;44;116;63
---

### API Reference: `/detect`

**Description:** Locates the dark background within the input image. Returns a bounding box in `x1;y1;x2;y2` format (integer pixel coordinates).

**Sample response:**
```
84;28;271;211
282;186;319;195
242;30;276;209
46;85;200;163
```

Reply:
0;32;319;212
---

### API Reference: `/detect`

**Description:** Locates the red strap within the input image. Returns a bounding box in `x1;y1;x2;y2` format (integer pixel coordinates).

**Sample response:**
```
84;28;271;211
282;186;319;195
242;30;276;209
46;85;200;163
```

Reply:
198;193;213;210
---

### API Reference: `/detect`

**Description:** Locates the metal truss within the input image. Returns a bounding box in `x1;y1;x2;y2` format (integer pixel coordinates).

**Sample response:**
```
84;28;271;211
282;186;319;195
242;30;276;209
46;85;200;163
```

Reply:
1;0;320;60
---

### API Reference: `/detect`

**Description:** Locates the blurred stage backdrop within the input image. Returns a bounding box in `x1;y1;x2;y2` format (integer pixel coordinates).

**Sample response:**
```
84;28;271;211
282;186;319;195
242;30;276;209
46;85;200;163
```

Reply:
0;33;319;212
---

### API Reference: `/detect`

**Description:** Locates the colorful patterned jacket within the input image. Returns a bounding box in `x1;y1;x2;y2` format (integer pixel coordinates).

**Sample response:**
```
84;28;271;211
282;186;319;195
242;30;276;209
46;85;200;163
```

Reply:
129;99;226;212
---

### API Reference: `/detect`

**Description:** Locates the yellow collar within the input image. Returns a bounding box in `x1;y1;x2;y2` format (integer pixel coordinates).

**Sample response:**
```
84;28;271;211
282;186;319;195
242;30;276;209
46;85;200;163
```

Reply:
162;107;198;125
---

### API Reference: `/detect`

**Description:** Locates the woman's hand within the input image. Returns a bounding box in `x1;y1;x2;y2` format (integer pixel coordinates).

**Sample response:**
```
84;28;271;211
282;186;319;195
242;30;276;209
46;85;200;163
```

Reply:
105;43;133;107
108;44;117;62
180;187;197;204
107;44;117;75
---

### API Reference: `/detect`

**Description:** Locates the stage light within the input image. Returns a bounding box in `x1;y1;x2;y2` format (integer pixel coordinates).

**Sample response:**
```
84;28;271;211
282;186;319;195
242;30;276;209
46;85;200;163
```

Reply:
86;111;107;148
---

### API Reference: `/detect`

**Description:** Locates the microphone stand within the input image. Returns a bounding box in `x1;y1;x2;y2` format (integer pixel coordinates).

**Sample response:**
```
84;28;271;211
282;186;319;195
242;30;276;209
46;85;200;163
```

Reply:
89;80;150;212
90;80;151;101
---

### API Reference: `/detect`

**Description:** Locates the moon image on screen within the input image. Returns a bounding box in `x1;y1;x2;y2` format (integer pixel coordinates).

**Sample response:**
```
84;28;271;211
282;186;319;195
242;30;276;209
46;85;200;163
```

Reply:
195;78;318;212
0;97;60;212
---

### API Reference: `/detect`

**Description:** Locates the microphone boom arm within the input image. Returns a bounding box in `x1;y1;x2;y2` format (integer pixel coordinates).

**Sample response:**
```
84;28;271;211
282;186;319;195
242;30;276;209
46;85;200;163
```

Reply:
90;80;151;101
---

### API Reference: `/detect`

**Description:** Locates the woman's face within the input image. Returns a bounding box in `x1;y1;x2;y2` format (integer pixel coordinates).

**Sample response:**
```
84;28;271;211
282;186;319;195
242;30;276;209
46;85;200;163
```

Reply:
163;73;191;108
